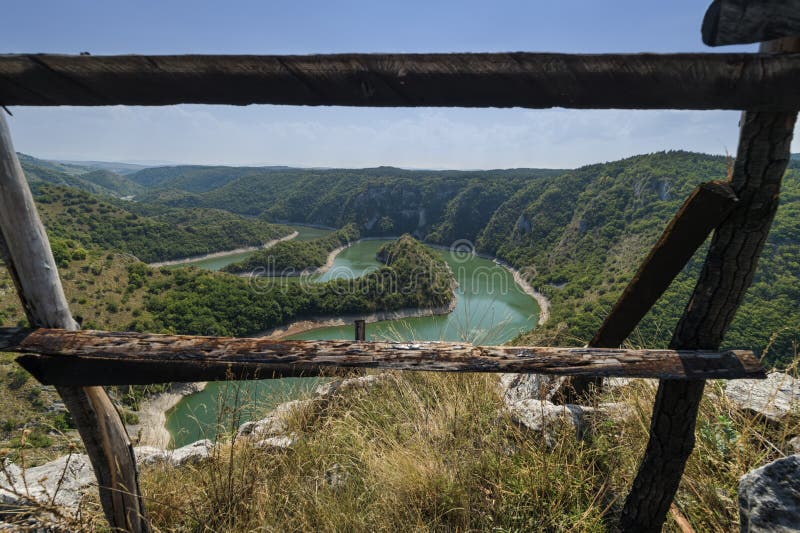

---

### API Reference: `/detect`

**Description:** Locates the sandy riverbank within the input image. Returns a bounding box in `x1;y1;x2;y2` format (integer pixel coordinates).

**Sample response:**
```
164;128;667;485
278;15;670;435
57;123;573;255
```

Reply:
132;382;207;448
494;261;550;326
148;231;299;268
316;243;350;275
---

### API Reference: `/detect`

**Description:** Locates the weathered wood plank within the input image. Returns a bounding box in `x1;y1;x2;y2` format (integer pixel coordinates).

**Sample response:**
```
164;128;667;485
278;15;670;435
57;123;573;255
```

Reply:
0;116;148;532
3;327;764;385
3;52;800;110
619;37;799;533
702;0;800;46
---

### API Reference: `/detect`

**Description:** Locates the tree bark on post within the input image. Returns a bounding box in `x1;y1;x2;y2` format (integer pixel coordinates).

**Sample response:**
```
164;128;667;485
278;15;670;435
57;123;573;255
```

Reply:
619;37;799;533
0;115;149;532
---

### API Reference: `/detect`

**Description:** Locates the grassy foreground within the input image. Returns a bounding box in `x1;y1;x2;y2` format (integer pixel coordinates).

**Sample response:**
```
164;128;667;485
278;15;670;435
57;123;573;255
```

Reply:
79;365;800;532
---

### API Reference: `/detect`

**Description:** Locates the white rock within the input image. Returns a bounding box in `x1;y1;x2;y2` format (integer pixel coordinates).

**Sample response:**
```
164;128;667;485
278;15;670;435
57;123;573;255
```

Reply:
499;373;569;403
604;377;634;390
254;435;297;450
168;439;213;466
506;399;593;444
726;373;800;422
0;515;60;531
605;377;660;392
135;440;213;467
1;460;21;485
597;402;635;422
739;454;800;532
134;445;169;466
237;399;313;440
313;373;389;399
0;453;95;509
0;490;20;511
788;436;800;454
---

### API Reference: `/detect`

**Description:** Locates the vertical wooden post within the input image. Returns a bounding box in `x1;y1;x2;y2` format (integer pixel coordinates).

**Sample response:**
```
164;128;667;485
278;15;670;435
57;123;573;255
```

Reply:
0;115;148;532
619;37;799;533
354;319;366;341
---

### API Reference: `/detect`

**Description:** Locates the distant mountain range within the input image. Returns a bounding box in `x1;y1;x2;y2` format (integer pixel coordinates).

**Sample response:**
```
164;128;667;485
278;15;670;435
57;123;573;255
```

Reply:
53;159;154;175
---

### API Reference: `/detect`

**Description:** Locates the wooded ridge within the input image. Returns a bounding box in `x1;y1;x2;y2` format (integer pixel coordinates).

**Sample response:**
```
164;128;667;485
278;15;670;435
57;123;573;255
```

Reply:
7;151;800;364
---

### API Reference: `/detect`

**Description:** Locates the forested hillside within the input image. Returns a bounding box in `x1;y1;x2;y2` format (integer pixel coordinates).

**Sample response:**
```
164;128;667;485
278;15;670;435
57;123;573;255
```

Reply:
134;166;561;241
19;153;144;197
223;224;360;275
133;234;454;336
127;165;282;192
33;185;291;263
479;151;800;365
12;151;800;364
134;152;800;364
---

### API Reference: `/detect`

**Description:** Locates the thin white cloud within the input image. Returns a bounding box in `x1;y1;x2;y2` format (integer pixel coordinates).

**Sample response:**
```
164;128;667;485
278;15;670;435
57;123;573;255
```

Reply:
6;105;791;169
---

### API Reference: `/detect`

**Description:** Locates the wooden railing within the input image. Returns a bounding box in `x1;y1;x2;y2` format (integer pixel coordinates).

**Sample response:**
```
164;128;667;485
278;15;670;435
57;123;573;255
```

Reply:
1;2;798;531
1;328;763;386
2;52;800;110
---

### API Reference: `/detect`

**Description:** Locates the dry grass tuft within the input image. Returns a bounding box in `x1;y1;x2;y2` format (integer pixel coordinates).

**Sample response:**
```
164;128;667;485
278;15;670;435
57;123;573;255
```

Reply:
89;362;799;532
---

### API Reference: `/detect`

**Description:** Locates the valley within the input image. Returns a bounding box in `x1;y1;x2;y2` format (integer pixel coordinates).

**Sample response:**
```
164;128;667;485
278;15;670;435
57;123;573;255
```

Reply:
107;151;800;364
6;5;800;530
166;238;540;447
0;153;798;440
1;150;799;531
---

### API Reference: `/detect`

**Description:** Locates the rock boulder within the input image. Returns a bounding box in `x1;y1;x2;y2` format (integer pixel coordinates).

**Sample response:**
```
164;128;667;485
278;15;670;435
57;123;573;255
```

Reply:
499;373;570;403
506;399;593;445
726;373;800;422
739;454;800;532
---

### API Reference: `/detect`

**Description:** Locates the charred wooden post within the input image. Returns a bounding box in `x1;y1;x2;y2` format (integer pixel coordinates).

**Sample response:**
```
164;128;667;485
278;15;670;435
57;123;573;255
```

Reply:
0;116;149;533
3;52;800;110
354;319;366;341
619;37;800;533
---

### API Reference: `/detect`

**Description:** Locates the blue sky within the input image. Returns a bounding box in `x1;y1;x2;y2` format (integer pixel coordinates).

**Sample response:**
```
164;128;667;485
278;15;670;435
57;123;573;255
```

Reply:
6;0;789;169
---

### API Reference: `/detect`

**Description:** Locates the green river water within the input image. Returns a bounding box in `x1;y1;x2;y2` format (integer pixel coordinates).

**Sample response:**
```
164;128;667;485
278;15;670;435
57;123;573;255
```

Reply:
165;231;539;447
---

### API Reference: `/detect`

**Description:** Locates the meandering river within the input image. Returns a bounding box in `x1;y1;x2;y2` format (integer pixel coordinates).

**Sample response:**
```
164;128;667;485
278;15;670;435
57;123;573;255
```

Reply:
165;231;539;447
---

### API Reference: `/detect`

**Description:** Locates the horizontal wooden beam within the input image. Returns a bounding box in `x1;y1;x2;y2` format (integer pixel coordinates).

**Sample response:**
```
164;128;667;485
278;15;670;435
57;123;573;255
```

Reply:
3;328;764;386
2;53;800;110
702;0;800;46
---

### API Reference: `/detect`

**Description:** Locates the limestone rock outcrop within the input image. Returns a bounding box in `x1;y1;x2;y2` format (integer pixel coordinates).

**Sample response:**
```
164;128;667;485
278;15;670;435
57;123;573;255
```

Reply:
726;372;800;422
